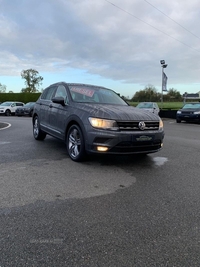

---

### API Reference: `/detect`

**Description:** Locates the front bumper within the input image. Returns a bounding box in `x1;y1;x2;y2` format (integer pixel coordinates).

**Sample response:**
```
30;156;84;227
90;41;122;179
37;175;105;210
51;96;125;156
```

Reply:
16;111;24;116
176;114;200;122
85;129;164;155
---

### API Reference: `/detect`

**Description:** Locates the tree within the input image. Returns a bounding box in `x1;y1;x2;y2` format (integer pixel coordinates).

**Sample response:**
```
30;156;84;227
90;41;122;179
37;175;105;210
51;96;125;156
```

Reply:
131;84;161;102
165;88;182;101
21;69;43;93
0;83;6;93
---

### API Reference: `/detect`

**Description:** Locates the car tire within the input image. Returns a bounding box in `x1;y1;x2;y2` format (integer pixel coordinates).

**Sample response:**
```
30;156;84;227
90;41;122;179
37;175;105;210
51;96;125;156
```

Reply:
66;124;86;162
33;116;46;140
5;109;11;116
176;119;181;123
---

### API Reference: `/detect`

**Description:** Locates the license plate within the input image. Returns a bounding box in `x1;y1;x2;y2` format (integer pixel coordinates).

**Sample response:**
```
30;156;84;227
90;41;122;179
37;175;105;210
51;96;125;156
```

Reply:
134;135;153;142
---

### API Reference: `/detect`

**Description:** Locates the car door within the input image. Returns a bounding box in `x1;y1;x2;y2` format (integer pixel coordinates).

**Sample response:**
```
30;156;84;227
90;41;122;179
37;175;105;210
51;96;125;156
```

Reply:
38;86;57;131
48;85;70;139
10;103;16;113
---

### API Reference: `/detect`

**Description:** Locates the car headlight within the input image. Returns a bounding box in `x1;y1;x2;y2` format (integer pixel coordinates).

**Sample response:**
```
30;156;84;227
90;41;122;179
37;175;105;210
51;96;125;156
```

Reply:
194;111;200;114
88;117;119;130
159;119;164;130
177;111;181;114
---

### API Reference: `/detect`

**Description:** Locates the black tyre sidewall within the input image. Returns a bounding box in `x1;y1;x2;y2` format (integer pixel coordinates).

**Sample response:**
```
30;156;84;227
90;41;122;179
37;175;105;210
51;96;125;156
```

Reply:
5;109;11;116
33;116;46;140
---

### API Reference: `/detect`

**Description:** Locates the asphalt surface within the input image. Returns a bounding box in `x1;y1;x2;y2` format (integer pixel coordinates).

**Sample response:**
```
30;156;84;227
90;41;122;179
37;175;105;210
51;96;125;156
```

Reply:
0;122;9;129
1;116;200;266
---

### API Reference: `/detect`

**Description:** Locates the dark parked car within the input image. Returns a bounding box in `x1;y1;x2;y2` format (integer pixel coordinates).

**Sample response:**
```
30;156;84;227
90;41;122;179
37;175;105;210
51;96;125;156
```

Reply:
15;102;35;117
32;82;164;162
176;102;200;123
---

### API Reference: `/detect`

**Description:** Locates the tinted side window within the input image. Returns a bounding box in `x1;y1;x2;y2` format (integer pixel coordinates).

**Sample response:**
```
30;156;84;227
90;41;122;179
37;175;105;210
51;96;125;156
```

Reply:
41;86;57;100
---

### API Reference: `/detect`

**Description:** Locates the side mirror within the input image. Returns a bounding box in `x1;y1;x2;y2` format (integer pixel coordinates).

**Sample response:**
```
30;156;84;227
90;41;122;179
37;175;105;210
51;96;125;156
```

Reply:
52;96;65;106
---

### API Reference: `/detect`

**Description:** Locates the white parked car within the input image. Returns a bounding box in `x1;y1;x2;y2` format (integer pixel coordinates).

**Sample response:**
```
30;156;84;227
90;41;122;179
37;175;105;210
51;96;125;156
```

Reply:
0;101;25;116
136;102;160;115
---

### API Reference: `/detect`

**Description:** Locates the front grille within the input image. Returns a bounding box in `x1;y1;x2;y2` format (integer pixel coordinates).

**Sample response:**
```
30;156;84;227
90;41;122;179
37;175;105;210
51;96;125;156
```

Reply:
109;140;162;153
182;111;193;115
93;137;112;144
117;121;159;131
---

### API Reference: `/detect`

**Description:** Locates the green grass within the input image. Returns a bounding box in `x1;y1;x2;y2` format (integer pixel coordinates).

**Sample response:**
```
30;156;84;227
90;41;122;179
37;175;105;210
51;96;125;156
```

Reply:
128;101;185;110
158;102;184;109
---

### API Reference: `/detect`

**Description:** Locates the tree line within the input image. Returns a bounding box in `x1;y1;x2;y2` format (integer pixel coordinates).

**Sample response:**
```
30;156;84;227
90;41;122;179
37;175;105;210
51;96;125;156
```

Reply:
1;70;183;102
126;85;183;102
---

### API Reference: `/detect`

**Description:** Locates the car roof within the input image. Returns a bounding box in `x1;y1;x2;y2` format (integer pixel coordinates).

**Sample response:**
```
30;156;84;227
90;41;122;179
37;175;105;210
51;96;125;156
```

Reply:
46;82;109;90
2;101;23;103
139;102;156;104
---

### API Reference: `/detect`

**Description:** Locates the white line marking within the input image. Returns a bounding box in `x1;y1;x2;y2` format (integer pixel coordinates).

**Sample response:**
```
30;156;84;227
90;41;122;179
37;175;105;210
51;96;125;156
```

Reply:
0;122;11;130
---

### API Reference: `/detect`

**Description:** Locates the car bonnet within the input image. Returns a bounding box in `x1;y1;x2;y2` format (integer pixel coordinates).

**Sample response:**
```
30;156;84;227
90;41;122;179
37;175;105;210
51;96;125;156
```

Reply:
76;103;160;121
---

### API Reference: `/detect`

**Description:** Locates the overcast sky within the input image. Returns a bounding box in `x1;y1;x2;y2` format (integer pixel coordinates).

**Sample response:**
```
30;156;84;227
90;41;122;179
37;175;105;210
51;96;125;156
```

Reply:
0;0;200;97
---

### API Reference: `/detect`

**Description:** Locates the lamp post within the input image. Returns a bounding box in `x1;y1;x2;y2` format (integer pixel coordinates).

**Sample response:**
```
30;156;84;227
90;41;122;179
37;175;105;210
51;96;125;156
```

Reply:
160;60;168;109
184;92;187;104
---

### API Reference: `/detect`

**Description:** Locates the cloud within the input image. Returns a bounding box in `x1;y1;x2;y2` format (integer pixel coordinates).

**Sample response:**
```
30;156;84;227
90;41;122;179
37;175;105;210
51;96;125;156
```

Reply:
0;0;200;94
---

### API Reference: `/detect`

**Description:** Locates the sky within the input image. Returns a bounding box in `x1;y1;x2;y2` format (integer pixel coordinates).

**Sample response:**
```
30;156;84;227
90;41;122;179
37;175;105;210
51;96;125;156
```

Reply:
0;0;200;98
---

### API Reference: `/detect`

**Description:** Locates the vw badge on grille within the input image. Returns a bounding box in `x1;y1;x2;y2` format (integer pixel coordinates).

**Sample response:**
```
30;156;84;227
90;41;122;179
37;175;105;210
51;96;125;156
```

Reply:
138;121;146;130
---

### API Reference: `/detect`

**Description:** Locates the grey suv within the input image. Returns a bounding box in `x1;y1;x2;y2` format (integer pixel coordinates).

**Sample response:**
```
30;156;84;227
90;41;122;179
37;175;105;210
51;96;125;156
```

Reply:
32;82;164;162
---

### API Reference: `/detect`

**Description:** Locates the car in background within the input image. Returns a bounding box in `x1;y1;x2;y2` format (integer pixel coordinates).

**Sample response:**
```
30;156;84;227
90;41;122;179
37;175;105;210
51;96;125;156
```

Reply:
176;102;200;123
136;102;160;115
0;101;25;116
15;102;35;117
33;82;164;162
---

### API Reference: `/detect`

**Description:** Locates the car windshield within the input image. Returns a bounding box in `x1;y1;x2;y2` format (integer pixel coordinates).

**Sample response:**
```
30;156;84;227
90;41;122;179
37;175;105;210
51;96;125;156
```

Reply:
68;85;127;105
0;102;12;106
182;103;200;109
25;102;34;107
137;102;153;108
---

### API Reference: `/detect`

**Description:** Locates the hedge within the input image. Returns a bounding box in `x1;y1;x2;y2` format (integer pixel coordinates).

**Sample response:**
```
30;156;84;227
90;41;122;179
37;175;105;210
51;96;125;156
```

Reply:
0;93;41;103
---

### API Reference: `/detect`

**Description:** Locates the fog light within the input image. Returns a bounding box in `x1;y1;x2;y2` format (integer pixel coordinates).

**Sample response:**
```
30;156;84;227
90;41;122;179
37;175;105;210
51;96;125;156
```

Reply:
97;146;109;152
